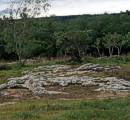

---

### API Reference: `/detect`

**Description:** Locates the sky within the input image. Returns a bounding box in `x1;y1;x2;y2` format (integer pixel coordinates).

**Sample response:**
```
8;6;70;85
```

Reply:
0;0;8;11
0;0;130;16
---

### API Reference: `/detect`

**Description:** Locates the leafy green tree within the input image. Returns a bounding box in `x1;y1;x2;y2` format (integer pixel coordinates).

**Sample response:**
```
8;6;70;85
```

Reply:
3;20;36;63
55;30;90;62
125;32;130;51
4;0;50;65
112;33;126;56
103;33;115;57
33;19;59;58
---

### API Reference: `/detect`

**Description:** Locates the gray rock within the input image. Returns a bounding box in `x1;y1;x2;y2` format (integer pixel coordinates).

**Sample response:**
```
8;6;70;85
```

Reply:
0;84;8;90
0;64;128;97
77;63;121;72
32;87;47;96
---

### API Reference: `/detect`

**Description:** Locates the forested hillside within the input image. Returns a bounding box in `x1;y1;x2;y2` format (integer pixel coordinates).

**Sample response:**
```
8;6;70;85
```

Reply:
1;11;130;62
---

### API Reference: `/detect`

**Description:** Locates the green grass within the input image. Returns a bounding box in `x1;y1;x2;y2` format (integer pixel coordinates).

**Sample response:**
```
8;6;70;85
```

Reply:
0;98;130;120
0;60;66;84
0;64;41;84
82;56;130;65
0;66;26;84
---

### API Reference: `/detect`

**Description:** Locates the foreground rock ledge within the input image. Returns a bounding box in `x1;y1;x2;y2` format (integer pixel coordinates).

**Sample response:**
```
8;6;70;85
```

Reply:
0;64;129;97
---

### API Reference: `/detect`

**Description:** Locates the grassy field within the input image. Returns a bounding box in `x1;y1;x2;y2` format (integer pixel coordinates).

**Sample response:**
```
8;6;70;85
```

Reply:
0;97;130;120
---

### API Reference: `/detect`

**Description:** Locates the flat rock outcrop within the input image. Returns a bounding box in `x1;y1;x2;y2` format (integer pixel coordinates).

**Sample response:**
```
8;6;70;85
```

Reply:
0;64;129;97
77;63;121;72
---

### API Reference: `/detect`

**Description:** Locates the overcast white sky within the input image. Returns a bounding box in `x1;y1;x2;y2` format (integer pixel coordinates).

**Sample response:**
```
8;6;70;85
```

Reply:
0;0;130;16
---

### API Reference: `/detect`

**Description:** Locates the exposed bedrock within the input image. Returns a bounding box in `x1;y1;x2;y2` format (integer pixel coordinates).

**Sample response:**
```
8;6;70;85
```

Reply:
0;64;129;96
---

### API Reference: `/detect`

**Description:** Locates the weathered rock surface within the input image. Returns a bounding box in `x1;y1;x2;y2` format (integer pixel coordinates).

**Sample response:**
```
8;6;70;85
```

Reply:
0;64;129;97
77;63;121;72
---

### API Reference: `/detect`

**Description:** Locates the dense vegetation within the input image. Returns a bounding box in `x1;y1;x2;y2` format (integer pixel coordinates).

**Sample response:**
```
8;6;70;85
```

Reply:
1;11;130;64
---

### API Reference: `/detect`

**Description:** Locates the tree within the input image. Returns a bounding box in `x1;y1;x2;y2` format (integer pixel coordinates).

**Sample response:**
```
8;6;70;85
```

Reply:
103;33;115;57
9;0;50;19
103;33;128;56
0;18;7;59
33;19;59;58
55;30;90;62
93;38;103;57
112;33;126;56
54;31;66;57
125;32;130;51
4;0;50;65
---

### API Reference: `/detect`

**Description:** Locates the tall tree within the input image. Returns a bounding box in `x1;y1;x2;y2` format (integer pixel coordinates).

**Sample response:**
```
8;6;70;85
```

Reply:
4;0;50;65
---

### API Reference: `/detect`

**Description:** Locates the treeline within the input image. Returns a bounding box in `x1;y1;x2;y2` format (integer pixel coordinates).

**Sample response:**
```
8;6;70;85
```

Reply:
1;11;130;63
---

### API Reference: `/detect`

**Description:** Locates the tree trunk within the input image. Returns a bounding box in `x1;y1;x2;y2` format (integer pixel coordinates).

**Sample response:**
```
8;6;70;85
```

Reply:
96;47;101;57
64;51;67;57
117;47;122;56
13;22;20;64
108;47;113;57
71;49;82;63
77;47;81;58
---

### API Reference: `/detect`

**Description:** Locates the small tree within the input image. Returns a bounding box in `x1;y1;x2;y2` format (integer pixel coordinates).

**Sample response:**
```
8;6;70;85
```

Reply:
103;33;128;56
103;33;115;57
112;33;126;56
93;38;103;57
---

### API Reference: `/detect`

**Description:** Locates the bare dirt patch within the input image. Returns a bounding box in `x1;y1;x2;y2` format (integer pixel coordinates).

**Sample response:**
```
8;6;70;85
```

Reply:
0;85;130;103
44;85;130;100
0;88;34;103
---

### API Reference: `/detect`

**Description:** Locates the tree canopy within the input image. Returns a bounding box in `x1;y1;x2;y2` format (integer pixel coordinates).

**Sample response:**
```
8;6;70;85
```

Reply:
1;11;130;62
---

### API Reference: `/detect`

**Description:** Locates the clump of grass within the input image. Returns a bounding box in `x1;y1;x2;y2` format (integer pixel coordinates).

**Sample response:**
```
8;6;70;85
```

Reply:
13;112;40;120
0;79;8;84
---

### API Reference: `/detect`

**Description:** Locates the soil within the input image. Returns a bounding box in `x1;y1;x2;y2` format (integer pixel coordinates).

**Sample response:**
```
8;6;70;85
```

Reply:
0;88;34;103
